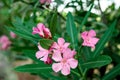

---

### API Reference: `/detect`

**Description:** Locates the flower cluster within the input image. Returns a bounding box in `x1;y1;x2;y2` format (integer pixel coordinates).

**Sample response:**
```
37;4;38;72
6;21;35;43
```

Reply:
36;38;78;75
32;23;78;75
0;32;16;50
32;23;99;76
0;35;11;50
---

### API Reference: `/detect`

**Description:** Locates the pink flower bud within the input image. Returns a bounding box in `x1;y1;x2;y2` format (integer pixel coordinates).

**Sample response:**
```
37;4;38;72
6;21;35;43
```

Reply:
40;0;51;4
44;57;53;64
32;23;52;39
10;32;16;38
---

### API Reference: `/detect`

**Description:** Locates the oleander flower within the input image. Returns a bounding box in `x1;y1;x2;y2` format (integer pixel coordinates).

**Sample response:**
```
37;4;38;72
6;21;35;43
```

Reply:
32;23;52;39
81;30;99;49
52;48;78;75
36;44;51;62
0;35;11;50
40;0;51;4
10;32;16;38
52;38;70;53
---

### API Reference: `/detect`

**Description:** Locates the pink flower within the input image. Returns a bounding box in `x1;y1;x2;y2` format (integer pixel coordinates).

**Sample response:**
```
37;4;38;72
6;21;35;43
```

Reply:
32;23;52;39
0;35;11;50
52;38;70;53
52;48;78;75
40;0;51;4
81;30;99;49
10;32;16;38
36;44;51;62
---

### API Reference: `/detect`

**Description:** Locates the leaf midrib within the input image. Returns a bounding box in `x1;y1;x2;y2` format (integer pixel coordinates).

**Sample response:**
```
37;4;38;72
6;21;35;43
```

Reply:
16;67;51;70
68;14;75;48
82;60;110;65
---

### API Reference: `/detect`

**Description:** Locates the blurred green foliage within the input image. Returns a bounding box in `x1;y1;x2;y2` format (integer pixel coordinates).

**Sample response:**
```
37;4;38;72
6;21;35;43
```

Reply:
0;0;120;80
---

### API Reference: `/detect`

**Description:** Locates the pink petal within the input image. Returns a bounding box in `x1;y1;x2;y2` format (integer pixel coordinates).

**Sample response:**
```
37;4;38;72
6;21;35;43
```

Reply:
90;37;99;45
63;48;74;59
40;54;48;61
37;23;44;30
81;31;88;39
63;43;70;49
67;58;78;69
38;45;46;51
10;32;16;38
52;63;62;72
58;38;65;46
43;27;52;38
51;42;59;49
37;23;45;37
61;63;70;75
46;0;51;3
52;50;62;62
2;43;8;50
40;0;46;4
0;35;11;50
35;51;46;59
88;30;96;37
32;27;39;34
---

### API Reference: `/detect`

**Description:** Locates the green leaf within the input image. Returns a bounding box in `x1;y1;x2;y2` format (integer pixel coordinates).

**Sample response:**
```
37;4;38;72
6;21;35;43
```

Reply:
40;73;67;80
78;3;94;32
50;12;58;36
7;27;38;44
23;50;41;63
82;55;112;69
83;47;92;61
14;64;52;73
39;39;54;49
102;64;120;80
66;12;78;49
92;20;117;58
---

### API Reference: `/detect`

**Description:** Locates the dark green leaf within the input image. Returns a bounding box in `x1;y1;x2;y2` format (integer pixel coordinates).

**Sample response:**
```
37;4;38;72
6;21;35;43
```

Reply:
83;47;92;61
50;12;58;36
23;50;41;63
7;27;38;44
14;64;52;73
102;64;120;80
66;12;78;49
82;55;112;69
39;39;54;49
92;20;117;58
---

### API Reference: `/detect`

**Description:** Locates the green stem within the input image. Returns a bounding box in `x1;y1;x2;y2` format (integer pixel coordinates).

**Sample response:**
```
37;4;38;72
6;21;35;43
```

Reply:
78;3;94;32
71;70;81;77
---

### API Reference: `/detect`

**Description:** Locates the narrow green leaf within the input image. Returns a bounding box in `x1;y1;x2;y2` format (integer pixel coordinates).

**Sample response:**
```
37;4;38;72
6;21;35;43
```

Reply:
102;64;120;80
12;17;33;36
40;73;67;80
39;39;54;49
78;3;94;32
7;27;38;44
66;12;78;49
14;64;52;73
82;55;112;69
50;12;57;36
83;47;92;61
23;50;41;63
92;20;116;58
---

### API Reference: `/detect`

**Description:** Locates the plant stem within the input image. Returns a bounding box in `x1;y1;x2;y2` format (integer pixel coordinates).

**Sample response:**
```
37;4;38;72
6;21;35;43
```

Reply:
71;70;81;77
